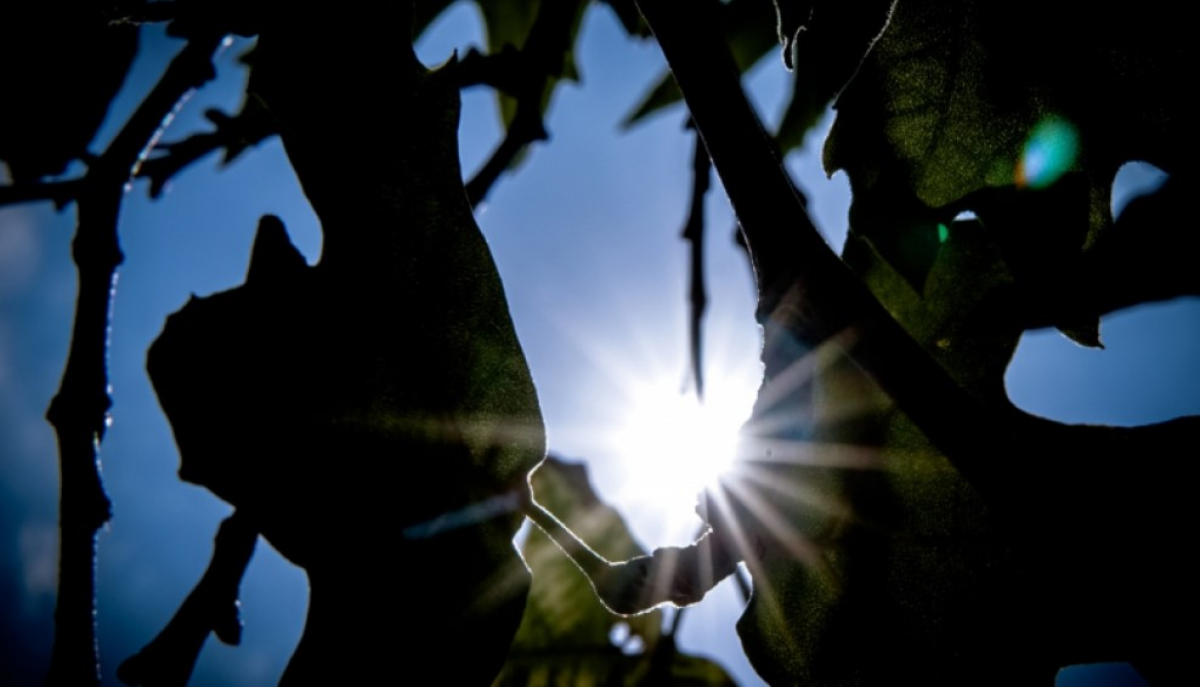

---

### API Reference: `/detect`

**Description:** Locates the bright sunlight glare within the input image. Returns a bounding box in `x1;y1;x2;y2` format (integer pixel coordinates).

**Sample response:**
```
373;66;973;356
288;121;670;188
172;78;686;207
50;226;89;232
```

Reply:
609;371;758;541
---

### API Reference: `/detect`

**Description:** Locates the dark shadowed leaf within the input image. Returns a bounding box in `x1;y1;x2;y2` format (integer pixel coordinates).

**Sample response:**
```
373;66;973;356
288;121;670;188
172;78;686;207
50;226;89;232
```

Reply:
823;0;1188;340
772;0;896;154
145;7;545;682
728;221;1051;685
1080;173;1200;316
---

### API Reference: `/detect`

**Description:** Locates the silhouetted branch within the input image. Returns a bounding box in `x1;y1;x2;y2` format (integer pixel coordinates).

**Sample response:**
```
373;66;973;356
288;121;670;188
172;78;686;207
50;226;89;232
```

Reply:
457;46;528;93
135;41;577;205
137;99;276;198
636;0;1030;510
465;0;585;206
466;106;548;207
103;1;178;26
44;31;223;685
0;178;83;209
682;122;711;399
635;3;1200;646
118;511;258;687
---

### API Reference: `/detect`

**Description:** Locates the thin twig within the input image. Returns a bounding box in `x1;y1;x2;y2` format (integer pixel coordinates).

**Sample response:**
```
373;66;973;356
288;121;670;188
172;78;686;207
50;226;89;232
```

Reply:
465;0;585;206
43;32;224;685
0;179;84;209
103;1;178;26
465;106;547;207
681;122;711;399
137;99;276;198
134;43;561;205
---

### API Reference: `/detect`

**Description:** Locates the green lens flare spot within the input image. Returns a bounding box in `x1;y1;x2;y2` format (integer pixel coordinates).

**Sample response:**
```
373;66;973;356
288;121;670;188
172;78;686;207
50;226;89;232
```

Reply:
1017;116;1079;189
937;223;950;243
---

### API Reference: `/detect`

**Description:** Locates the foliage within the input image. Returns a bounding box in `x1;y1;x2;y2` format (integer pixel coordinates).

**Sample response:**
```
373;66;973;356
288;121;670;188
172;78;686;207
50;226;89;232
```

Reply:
498;456;733;685
0;0;1192;685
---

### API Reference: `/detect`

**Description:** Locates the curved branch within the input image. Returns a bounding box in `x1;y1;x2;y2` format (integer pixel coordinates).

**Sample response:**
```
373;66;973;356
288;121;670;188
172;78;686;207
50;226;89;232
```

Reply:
44;32;224;685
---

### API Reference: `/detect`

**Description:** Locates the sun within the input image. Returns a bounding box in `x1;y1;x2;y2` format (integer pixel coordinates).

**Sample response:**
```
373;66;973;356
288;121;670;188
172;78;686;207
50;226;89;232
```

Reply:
608;370;759;542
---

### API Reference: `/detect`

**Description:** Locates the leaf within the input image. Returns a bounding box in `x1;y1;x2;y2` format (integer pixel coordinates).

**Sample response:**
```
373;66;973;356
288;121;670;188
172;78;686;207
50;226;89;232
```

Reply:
146;7;545;682
823;0;1189;337
494;456;734;686
1081;172;1200;315
0;9;137;182
727;222;1048;685
772;0;896;154
850;215;1021;402
517;457;663;648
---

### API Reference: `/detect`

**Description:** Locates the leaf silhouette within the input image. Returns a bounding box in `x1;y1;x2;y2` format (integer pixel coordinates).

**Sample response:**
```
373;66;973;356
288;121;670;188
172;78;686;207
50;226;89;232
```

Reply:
727;208;1059;686
772;0;897;154
146;7;545;682
634;2;1194;682
824;0;1188;342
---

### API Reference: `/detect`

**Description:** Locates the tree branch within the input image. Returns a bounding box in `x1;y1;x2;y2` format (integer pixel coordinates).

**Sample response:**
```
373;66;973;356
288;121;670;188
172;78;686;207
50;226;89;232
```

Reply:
43;32;223;685
636;0;1033;512
681;123;711;399
118;512;258;687
0;179;84;209
465;0;585;206
634;3;1200;670
102;1;178;26
636;3;1200;658
133;40;578;206
137;99;276;198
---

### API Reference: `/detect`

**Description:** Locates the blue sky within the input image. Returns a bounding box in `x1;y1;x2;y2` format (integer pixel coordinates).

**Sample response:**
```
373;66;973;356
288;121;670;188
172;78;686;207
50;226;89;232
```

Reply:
0;4;1192;685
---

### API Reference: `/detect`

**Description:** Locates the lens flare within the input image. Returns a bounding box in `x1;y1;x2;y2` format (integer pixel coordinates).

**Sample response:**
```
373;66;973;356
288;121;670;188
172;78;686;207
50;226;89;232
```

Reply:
1016;116;1079;189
